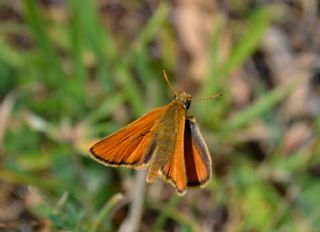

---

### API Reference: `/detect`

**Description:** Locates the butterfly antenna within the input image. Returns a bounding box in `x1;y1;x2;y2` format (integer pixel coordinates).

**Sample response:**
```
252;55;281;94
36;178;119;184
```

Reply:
193;93;222;101
162;69;177;95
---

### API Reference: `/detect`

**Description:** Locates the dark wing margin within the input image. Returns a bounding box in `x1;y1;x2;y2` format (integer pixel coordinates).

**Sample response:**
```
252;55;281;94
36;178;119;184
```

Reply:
89;107;164;168
184;117;212;187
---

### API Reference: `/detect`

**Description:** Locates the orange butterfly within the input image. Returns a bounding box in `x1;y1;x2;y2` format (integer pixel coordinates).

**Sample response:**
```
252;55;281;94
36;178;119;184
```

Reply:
90;71;220;195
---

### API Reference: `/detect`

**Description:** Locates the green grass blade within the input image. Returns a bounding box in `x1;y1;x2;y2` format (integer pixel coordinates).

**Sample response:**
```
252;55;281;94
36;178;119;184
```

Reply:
132;3;169;53
116;67;144;116
0;169;62;193
219;7;271;79
223;80;298;132
67;0;87;82
74;0;116;89
89;193;124;232
119;3;169;115
23;0;64;85
153;195;181;232
86;92;125;123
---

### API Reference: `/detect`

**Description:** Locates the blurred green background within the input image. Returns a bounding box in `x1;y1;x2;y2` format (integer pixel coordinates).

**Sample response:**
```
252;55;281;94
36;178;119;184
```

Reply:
0;0;320;231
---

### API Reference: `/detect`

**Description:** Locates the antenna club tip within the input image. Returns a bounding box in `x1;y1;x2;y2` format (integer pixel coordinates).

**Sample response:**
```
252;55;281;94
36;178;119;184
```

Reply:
193;93;222;101
209;93;222;99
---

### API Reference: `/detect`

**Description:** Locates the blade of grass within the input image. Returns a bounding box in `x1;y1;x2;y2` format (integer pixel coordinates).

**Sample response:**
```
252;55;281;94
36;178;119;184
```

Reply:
197;18;228;122
131;3;169;54
132;47;154;87
202;7;271;97
0;169;62;193
86;92;125;123
151;195;199;232
117;3;169;115
218;7;271;79
118;171;147;232
74;0;117;89
115;67;144;116
153;195;181;232
23;0;64;86
0;37;26;68
89;193;124;232
199;8;270;124
68;0;87;82
201;16;226;97
160;24;177;70
223;80;298;132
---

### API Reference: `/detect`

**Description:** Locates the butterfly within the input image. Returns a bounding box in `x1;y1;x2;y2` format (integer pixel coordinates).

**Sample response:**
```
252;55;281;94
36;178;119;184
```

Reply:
90;71;220;195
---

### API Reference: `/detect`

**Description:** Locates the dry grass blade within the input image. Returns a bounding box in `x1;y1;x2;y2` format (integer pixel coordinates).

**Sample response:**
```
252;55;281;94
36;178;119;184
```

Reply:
118;170;147;232
0;94;15;150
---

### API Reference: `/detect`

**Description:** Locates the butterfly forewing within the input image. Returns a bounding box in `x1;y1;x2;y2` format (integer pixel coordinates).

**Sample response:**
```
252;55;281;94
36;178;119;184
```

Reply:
90;107;166;168
184;117;212;187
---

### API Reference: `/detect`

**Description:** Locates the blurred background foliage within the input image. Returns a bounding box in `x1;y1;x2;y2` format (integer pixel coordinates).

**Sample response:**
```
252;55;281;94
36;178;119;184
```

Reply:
0;0;320;231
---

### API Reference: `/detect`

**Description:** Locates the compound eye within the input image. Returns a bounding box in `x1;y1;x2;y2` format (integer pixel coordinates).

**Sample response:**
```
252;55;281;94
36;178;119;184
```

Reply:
185;100;190;109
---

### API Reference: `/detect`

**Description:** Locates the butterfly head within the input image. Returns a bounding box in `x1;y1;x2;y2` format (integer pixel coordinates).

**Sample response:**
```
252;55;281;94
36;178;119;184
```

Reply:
175;91;192;109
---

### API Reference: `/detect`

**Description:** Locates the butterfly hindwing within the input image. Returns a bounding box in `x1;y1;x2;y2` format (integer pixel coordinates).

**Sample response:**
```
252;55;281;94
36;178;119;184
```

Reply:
184;117;212;187
90;107;166;168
